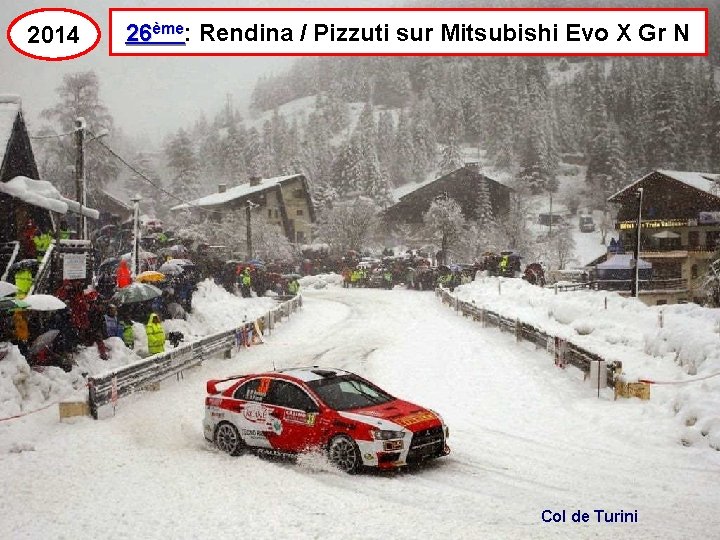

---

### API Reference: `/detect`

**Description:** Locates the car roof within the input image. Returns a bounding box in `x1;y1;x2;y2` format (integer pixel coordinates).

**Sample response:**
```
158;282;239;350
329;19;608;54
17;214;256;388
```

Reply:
272;367;353;382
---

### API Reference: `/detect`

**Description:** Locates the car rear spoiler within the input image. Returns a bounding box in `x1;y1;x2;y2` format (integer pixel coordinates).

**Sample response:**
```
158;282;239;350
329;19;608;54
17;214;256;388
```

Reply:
206;375;246;395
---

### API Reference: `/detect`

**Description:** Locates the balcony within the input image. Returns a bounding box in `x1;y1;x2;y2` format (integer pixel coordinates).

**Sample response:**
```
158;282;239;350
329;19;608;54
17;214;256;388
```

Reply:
592;278;688;293
638;243;717;256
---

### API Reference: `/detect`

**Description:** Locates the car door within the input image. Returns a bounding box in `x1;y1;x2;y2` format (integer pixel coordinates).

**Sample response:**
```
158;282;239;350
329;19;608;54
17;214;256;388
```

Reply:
231;377;279;449
263;380;322;452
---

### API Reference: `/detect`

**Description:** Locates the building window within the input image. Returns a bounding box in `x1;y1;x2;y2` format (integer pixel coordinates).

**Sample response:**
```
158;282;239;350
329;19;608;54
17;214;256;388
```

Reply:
707;231;720;250
267;209;272;219
296;231;306;243
274;209;279;219
656;300;667;306
691;264;698;279
296;209;304;216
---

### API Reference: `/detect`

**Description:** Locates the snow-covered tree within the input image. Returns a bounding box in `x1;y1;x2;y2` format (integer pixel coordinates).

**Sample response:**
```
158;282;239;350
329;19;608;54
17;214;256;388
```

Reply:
437;136;464;177
422;197;466;265
165;128;200;202
315;198;380;255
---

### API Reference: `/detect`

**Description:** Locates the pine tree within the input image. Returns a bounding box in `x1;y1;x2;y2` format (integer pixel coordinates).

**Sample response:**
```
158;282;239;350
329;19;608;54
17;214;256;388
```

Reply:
423;197;466;265
165;128;200;202
437;136;464;177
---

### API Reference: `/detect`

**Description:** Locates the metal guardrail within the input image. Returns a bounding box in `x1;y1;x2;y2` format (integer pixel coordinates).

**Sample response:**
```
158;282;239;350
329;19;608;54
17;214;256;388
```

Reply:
435;288;619;386
0;241;19;282
87;294;303;418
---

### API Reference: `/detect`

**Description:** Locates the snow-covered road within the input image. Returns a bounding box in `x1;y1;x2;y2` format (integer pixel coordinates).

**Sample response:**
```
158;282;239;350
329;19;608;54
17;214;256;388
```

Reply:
2;287;719;539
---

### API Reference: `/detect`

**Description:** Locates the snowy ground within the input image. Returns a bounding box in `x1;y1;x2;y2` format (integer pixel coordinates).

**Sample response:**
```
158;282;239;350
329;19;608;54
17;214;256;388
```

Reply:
2;283;719;539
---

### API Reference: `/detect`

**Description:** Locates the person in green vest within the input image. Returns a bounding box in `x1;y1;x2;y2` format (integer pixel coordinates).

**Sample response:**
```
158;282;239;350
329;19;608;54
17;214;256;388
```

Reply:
240;267;252;298
58;219;71;240
287;278;300;296
121;314;134;349
33;230;53;261
14;268;33;299
383;269;393;290
145;312;165;355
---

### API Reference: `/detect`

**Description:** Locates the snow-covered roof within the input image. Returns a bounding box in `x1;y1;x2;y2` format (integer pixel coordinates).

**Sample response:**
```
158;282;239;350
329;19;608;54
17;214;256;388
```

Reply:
596;253;651;270
0;95;21;168
171;174;303;211
275;367;352;382
0;175;100;219
609;170;720;201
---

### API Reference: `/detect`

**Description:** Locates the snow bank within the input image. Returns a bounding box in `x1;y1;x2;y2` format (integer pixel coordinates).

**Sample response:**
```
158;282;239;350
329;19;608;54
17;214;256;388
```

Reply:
299;273;343;290
453;277;720;450
0;281;280;420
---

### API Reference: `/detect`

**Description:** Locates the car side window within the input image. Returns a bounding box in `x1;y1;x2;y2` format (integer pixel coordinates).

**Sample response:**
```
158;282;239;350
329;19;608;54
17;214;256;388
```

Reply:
233;378;269;401
265;381;318;412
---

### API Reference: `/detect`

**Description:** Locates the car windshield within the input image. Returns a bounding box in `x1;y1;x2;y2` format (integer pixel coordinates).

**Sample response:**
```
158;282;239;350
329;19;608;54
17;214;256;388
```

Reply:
306;374;394;411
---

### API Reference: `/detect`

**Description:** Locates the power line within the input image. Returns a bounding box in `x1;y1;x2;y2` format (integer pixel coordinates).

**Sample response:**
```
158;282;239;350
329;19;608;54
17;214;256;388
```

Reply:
29;129;76;140
92;136;224;215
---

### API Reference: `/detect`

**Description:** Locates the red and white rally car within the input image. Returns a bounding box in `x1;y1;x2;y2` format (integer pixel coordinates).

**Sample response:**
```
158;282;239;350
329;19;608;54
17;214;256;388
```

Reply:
204;367;450;472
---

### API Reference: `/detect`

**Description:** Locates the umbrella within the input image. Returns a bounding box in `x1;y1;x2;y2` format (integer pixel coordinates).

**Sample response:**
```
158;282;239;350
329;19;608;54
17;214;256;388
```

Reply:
0;297;29;310
159;244;189;257
136;270;166;283
98;257;120;274
158;262;184;276
29;330;60;356
24;294;67;311
248;258;265;267
0;281;18;297
112;282;162;305
165;258;194;267
121;250;158;261
652;230;681;239
9;259;38;272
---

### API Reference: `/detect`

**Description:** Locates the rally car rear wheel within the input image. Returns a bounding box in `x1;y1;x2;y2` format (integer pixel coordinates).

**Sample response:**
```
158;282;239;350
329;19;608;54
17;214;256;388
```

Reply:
328;435;361;473
214;422;244;456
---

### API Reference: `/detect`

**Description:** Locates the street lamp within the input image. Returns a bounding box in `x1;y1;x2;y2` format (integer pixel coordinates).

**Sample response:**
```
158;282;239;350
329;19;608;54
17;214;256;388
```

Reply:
631;187;644;298
130;193;141;277
246;200;259;260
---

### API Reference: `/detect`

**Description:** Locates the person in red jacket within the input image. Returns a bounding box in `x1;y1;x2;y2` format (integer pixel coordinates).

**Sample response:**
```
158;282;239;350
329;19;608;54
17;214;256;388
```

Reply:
116;259;132;288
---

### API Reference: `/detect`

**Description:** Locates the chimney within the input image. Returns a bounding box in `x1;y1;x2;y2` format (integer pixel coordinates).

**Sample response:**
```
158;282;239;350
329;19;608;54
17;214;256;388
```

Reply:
249;176;262;187
218;184;227;193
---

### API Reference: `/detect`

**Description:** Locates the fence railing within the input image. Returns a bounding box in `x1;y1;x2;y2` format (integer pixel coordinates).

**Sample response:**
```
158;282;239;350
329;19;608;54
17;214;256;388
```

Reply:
0;241;19;282
435;288;620;386
87;294;303;419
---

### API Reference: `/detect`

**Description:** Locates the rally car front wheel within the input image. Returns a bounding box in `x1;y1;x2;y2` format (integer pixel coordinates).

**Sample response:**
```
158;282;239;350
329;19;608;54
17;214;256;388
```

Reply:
328;435;361;473
214;422;245;456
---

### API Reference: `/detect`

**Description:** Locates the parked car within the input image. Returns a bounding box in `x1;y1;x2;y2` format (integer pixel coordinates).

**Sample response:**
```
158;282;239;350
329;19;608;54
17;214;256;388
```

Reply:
579;214;596;232
204;367;450;472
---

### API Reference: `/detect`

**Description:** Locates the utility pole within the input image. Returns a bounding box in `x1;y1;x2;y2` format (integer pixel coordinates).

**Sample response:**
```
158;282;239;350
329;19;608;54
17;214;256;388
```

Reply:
74;118;86;239
246;200;258;260
130;194;141;277
548;192;553;238
631;187;644;298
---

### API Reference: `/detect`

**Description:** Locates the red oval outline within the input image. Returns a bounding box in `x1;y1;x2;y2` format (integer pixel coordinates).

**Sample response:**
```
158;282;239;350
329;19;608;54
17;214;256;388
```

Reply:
6;8;101;62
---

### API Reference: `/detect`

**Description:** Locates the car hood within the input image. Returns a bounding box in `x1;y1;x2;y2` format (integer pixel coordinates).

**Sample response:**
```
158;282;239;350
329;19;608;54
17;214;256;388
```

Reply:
339;399;442;432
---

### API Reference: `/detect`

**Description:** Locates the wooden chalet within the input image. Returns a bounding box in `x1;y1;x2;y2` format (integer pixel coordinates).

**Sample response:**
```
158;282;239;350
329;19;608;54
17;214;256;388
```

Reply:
383;163;512;226
0;96;52;246
0;95;99;291
608;169;720;305
171;174;315;244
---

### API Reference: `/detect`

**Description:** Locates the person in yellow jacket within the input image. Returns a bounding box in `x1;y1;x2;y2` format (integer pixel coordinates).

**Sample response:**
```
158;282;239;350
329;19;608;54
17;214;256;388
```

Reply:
33;231;53;261
145;312;165;355
14;268;33;299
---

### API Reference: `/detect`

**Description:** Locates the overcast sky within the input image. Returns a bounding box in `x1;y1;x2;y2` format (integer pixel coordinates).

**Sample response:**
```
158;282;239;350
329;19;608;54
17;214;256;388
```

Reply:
2;0;388;143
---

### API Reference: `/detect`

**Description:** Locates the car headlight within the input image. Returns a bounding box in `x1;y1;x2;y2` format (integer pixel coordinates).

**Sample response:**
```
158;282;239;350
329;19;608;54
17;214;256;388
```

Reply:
371;429;405;440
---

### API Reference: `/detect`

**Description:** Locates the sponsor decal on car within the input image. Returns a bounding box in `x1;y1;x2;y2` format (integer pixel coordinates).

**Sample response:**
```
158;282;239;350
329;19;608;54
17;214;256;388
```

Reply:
284;409;308;425
241;429;266;438
241;401;281;434
395;410;437;427
306;413;317;427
